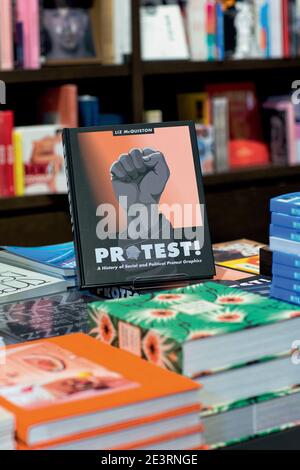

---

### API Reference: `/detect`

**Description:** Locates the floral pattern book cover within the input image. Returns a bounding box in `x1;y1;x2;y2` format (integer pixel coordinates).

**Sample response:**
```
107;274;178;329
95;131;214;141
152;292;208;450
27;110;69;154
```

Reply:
88;282;300;375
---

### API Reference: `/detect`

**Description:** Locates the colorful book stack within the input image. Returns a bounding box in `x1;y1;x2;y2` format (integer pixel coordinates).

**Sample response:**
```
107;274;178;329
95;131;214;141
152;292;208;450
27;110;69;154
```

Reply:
88;281;300;448
270;192;300;305
0;334;203;450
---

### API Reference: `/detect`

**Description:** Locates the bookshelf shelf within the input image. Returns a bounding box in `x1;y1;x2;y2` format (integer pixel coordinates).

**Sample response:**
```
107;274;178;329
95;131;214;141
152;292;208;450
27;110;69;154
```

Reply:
2;58;300;84
1;164;299;214
0;194;69;215
204;165;300;188
0;64;130;84
142;58;300;76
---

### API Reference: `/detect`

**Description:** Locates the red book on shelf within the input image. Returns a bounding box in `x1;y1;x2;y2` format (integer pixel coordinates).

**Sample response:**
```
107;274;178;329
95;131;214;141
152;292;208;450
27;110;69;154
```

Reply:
206;82;270;168
282;0;290;57
0;111;14;197
39;85;79;128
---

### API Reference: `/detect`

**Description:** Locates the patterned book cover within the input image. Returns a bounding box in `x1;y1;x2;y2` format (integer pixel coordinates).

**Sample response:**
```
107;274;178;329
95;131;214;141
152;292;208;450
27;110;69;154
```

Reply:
202;381;300;418
88;282;300;375
209;421;300;450
0;291;96;343
213;239;264;275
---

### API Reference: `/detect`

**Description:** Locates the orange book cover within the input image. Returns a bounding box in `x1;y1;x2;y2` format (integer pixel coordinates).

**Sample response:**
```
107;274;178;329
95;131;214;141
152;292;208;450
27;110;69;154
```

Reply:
17;407;202;450
0;334;200;446
40;85;78;128
112;424;204;450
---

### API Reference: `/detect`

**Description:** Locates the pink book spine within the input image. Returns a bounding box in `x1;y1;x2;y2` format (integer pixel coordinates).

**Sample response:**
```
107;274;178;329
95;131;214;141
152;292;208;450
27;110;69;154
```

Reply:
0;0;14;70
28;0;41;69
16;0;40;69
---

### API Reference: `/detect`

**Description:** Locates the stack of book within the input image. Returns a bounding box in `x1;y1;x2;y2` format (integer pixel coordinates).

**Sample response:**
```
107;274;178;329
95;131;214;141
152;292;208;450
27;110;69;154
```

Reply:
0;406;15;450
0;242;77;287
0;262;67;305
88;281;300;448
0;334;204;450
270;192;300;306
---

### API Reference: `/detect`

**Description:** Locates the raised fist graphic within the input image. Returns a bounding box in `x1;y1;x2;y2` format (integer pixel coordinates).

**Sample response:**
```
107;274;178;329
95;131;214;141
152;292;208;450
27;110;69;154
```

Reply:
110;148;170;208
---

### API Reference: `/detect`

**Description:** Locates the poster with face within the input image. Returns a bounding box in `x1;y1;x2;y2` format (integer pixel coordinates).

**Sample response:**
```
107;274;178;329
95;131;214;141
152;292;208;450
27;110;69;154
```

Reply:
42;1;96;60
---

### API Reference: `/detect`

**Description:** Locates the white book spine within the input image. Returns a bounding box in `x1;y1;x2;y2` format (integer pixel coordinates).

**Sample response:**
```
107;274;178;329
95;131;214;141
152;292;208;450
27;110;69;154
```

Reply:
269;0;283;58
186;0;207;61
213;97;230;173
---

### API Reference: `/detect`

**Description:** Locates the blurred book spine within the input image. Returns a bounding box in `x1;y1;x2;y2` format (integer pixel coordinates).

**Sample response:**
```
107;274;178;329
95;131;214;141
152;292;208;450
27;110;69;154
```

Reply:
0;0;14;70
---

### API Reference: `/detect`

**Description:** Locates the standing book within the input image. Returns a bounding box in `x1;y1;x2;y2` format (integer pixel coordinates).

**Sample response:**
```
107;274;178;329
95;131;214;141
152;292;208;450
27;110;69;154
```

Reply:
63;121;215;290
186;0;207;61
263;100;297;165
0;111;14;197
141;4;189;60
39;85;78;128
16;0;40;69
13;125;67;196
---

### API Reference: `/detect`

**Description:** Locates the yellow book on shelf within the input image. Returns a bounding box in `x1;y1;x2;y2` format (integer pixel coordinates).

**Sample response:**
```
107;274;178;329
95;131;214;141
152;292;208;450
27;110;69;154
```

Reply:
13;130;25;196
177;93;211;125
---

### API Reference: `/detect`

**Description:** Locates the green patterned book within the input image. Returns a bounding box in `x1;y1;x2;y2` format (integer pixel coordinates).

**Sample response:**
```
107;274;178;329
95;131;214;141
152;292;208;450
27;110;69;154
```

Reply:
88;282;300;377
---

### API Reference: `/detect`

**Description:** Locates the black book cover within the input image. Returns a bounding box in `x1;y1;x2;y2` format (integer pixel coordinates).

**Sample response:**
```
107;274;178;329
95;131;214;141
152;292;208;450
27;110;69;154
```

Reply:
0;291;96;343
63;121;215;289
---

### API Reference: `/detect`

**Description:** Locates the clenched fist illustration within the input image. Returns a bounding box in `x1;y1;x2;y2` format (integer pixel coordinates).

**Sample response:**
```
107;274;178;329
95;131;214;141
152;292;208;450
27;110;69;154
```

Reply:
110;148;170;208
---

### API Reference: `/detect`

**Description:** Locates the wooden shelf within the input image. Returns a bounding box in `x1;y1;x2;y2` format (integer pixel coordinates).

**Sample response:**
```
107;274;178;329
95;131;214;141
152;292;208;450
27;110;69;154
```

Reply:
0;194;69;215
0;64;130;84
2;57;300;84
0;165;298;213
143;58;300;76
204;165;300;188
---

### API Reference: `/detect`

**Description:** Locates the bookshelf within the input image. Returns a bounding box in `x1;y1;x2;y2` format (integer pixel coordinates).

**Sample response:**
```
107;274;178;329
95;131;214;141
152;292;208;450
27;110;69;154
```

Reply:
0;64;130;84
0;0;299;242
1;164;299;248
0;1;300;451
143;57;300;75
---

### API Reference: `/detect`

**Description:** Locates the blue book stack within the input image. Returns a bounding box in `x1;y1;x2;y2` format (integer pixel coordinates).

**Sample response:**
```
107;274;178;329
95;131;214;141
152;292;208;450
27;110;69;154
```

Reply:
270;193;300;305
0;242;77;288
